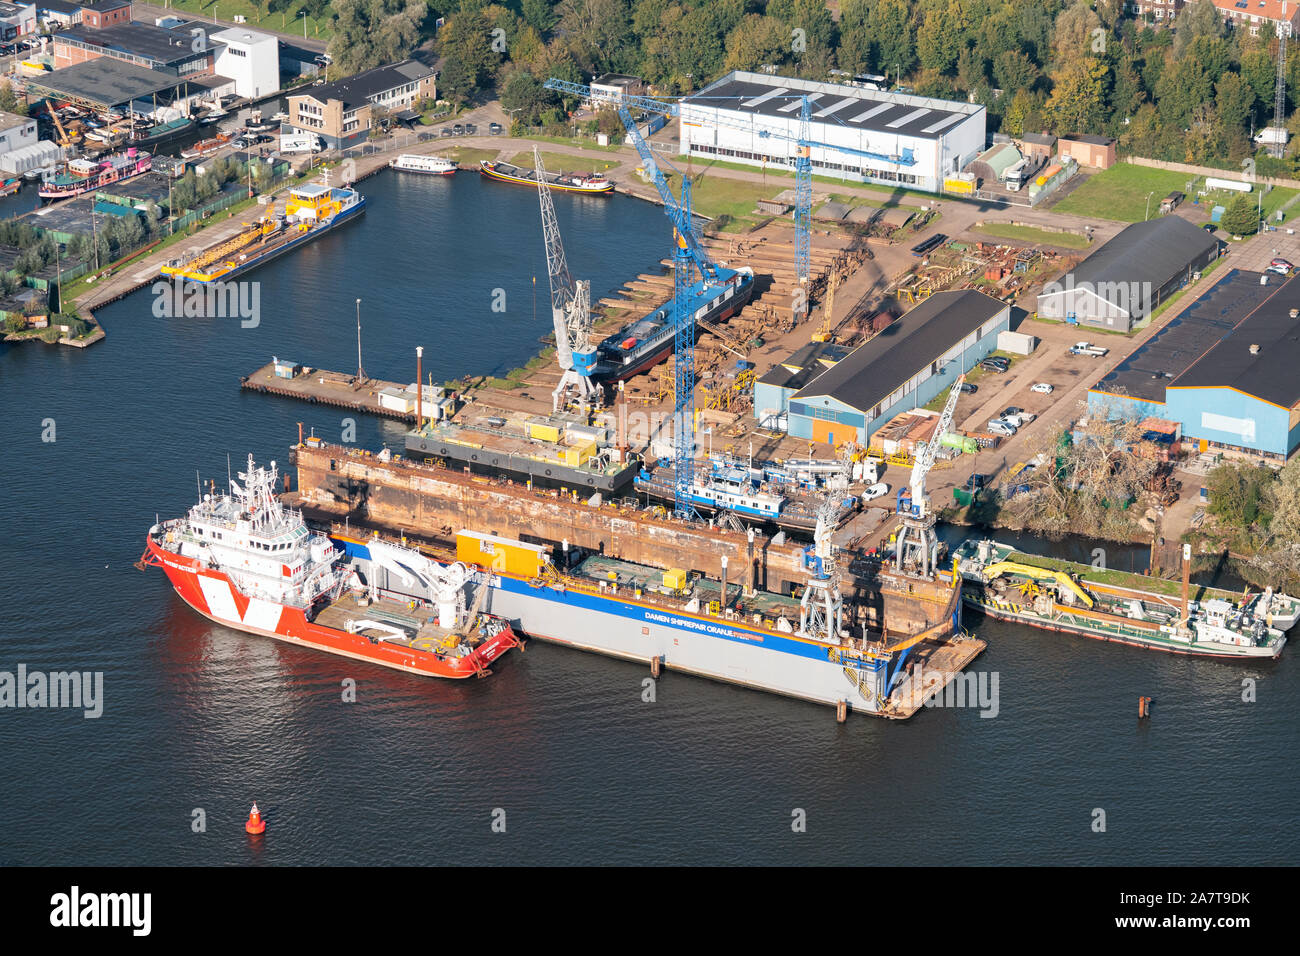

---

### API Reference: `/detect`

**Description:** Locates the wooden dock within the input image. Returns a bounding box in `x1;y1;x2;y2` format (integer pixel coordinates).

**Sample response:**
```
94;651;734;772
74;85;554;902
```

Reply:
241;362;416;421
885;634;989;719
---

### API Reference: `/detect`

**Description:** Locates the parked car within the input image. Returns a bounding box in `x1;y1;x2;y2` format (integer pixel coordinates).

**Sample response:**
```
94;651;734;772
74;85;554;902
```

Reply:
1004;412;1036;427
988;418;1018;437
464;123;478;135
965;473;988;491
959;382;978;394
1271;257;1293;269
1001;406;1023;418
488;122;503;134
980;360;1009;373
862;482;890;502
1267;263;1291;276
452;123;464;135
440;127;454;137
1030;382;1053;394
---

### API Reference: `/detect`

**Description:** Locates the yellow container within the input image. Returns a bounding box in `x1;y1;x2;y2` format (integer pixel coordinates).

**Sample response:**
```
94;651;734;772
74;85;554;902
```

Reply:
455;530;547;578
663;568;688;591
560;439;596;467
529;422;561;443
943;177;974;195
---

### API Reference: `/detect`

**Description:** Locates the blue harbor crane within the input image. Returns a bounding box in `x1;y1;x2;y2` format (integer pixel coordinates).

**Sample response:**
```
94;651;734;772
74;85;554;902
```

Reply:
543;78;917;320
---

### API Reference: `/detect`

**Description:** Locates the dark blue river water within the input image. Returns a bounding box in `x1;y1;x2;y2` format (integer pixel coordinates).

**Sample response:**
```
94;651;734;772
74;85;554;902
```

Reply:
0;171;1295;866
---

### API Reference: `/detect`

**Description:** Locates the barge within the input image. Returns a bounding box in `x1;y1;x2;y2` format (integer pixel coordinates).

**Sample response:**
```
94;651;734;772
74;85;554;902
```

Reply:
948;539;1289;659
406;413;640;493
141;456;521;678
480;159;613;193
159;180;364;284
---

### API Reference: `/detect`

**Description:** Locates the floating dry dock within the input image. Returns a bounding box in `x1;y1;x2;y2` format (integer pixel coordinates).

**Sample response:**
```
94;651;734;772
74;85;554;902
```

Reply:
287;440;985;719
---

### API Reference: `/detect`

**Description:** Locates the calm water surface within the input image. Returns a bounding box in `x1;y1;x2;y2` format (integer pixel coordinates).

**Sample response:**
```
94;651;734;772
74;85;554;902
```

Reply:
0;171;1294;865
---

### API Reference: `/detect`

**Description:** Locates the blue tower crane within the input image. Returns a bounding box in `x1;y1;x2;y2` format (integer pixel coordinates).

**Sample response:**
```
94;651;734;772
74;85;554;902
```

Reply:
543;78;916;321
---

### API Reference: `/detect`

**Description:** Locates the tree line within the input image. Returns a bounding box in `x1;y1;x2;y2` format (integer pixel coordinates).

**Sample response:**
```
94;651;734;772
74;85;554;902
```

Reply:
419;0;1300;174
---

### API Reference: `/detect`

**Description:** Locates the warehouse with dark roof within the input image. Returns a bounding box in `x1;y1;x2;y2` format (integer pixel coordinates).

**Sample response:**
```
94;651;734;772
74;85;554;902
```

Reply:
787;290;1009;446
1037;216;1221;332
1089;269;1300;459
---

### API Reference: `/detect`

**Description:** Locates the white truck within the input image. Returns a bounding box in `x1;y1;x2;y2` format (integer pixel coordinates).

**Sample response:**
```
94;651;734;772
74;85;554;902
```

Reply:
279;132;323;154
1069;341;1109;357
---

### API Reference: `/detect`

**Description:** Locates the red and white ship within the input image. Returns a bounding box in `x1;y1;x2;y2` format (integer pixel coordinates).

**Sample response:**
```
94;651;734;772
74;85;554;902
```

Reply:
140;455;521;678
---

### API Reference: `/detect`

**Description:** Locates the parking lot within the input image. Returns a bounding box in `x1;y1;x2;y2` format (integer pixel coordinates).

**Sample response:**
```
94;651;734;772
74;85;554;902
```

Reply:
1225;229;1300;274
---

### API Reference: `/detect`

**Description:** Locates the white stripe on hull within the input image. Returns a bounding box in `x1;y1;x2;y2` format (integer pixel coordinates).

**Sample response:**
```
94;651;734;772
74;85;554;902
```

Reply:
483;586;889;712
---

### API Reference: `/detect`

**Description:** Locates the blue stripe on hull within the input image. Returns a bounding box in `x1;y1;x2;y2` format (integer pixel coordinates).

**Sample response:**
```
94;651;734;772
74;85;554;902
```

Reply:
183;199;366;285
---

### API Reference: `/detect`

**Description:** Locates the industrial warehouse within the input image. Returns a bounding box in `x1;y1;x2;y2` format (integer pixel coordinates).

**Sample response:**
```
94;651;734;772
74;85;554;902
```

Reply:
1036;216;1222;332
679;70;986;193
776;290;1010;446
1089;269;1300;459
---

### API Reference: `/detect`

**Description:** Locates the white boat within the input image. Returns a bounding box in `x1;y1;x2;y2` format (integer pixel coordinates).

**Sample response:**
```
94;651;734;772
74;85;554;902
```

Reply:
391;153;457;175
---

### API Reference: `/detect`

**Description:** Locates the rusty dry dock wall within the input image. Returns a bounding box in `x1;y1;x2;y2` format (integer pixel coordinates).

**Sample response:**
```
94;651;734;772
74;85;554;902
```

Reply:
290;443;810;593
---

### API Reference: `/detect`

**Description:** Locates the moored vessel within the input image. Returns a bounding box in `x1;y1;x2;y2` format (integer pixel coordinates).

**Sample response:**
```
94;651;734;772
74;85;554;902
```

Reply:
140;456;521;678
391;153;457;175
180;130;233;159
38;148;151;199
479;159;613;193
159;178;365;284
948;539;1288;659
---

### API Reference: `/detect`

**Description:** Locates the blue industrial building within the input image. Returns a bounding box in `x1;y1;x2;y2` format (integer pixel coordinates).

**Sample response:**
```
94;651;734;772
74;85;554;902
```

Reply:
1088;269;1300;460
752;340;850;431
782;290;1010;447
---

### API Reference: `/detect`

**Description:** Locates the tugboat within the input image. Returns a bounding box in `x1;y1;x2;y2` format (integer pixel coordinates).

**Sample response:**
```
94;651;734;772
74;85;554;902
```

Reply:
140;455;522;678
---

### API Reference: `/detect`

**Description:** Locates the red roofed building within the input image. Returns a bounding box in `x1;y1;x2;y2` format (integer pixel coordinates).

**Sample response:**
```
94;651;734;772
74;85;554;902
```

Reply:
1212;0;1300;36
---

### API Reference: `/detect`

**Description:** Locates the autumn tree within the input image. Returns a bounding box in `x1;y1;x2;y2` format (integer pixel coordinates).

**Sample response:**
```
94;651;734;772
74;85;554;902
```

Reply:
327;0;426;75
723;14;788;73
1045;58;1108;134
1220;193;1260;235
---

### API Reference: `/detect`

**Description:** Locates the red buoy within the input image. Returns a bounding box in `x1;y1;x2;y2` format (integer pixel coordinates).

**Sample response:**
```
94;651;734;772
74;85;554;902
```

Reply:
245;802;266;835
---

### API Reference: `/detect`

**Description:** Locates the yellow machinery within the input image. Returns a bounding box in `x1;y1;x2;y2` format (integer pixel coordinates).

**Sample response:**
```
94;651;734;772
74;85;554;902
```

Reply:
982;561;1095;609
160;204;279;282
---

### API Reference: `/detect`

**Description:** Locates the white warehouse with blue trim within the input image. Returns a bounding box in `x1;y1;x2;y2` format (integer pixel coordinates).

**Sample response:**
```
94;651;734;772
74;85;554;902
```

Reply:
679;71;987;193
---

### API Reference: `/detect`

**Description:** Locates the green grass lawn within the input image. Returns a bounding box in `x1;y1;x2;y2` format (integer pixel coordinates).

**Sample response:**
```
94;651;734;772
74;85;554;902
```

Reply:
516;150;619;175
1053;165;1195;222
155;0;334;39
654;169;781;231
1054;162;1298;225
972;221;1092;250
431;145;500;166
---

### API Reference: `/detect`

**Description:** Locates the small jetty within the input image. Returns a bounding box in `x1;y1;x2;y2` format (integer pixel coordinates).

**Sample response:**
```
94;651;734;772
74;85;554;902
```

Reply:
240;360;421;422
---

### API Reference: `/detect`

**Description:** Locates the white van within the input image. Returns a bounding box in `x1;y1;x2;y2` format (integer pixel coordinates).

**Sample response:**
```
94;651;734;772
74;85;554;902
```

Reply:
988;418;1018;437
280;132;323;154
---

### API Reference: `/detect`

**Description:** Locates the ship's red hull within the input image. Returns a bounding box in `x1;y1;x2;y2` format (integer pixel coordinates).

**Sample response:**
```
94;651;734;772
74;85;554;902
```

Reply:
142;536;519;677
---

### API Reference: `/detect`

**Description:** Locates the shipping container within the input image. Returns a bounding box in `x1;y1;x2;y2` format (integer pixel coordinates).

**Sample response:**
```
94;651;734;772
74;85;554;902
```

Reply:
456;530;548;578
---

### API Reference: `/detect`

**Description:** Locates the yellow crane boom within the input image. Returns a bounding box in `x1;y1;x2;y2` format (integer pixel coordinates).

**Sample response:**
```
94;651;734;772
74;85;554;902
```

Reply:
981;561;1095;609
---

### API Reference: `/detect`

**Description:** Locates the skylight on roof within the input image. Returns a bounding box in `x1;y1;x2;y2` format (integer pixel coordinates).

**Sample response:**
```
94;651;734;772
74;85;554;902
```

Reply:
887;108;930;128
849;102;892;123
741;86;789;108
